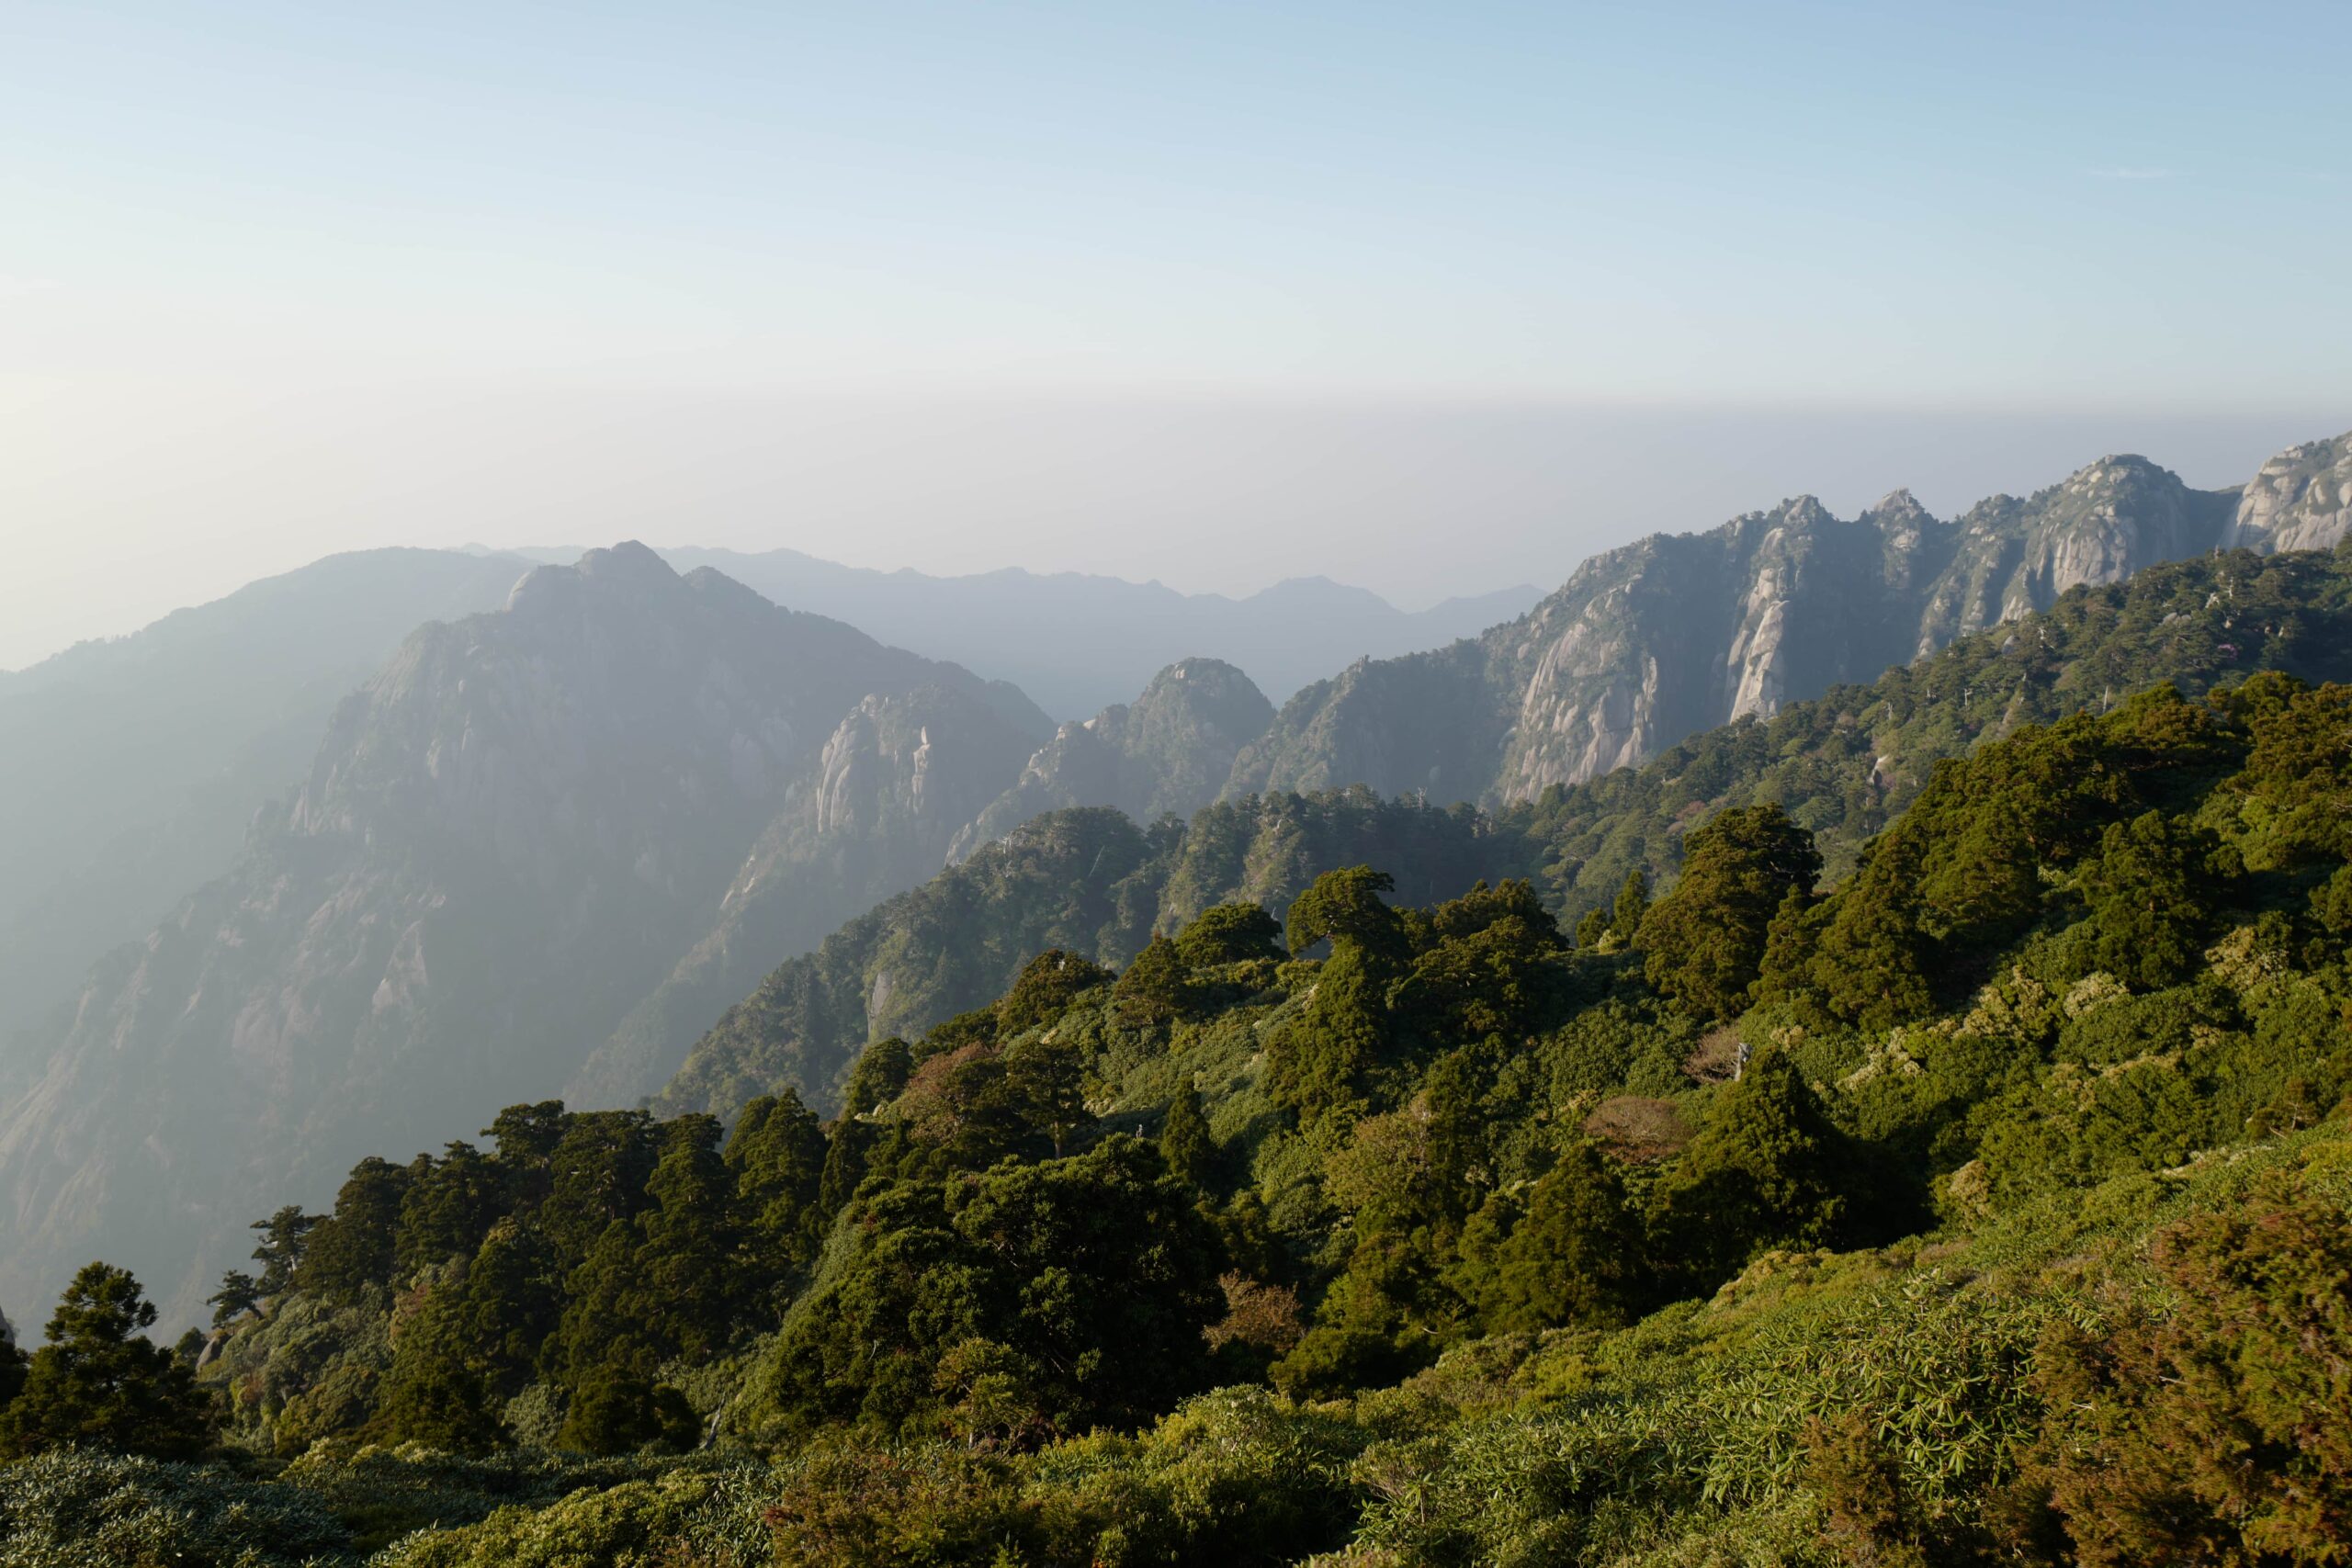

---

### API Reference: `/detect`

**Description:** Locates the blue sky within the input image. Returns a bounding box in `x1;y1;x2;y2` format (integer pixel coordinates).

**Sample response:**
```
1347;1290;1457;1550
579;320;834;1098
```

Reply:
3;1;2347;665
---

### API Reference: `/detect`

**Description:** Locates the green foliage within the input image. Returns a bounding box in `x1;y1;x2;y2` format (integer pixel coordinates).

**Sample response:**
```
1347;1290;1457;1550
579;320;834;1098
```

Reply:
1649;1050;1861;1289
1457;1140;1645;1334
1112;931;1196;1024
1159;1082;1216;1189
298;1155;412;1306
555;1368;699;1457
1636;804;1822;1020
1172;901;1285;969
2005;1172;2352;1565
248;1204;318;1300
94;655;2352;1561
0;1264;216;1461
725;1089;826;1286
749;1136;1224;1442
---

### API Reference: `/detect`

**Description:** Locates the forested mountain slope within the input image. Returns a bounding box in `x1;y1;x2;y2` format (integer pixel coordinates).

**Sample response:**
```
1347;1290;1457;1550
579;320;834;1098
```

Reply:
0;548;529;1049
10;662;2346;1566
661;542;2352;1131
0;545;1051;1328
1228;428;2352;808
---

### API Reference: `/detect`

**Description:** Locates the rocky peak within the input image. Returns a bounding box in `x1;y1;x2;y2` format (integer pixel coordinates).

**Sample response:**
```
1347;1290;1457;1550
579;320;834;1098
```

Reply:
2224;431;2352;554
953;657;1273;861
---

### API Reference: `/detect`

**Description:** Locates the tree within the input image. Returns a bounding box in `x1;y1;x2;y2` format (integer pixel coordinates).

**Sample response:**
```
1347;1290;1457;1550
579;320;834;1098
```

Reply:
538;1111;659;1273
1637;805;1822;1021
374;1309;508;1454
728;1089;828;1283
0;1264;216;1459
0;1328;23;1418
1650;1049;1858;1289
395;1141;505;1279
2074;810;2225;988
557;1367;699;1456
756;1136;1223;1440
1806;837;1934;1030
248;1206;319;1300
206;1269;259;1330
1159;1082;1216;1189
1270;868;1406;1121
996;950;1113;1034
1173;902;1285;969
1114;932;1197;1024
1467;1141;1645;1333
841;1037;914;1115
297;1155;411;1304
1611;868;1650;943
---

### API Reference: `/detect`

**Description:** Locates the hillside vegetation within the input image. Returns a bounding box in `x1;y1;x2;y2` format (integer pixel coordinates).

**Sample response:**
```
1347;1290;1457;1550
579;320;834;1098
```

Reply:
3;657;2347;1565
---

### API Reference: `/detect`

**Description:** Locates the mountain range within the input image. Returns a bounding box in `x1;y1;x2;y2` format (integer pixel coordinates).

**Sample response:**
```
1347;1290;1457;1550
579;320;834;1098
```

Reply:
1227;440;2349;807
490;545;1544;718
1;426;2346;1327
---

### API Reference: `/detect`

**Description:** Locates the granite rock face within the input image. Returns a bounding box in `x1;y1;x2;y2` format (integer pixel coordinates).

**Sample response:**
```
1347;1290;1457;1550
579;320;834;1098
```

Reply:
2222;434;2352;555
1229;447;2267;807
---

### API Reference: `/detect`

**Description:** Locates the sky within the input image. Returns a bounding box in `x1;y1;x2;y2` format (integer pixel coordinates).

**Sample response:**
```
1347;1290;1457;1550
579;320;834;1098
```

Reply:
3;0;2347;670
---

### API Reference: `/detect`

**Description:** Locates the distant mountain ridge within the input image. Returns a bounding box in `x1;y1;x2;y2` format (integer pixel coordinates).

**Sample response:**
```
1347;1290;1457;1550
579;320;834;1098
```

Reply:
0;549;532;1052
0;546;1057;1325
487;544;1543;718
1225;435;2350;807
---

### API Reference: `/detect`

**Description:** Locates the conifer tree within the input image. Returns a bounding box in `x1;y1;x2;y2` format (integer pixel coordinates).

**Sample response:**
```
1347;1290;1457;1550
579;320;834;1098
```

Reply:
395;1141;505;1279
0;1263;215;1459
1637;805;1821;1021
1270;867;1405;1121
374;1310;507;1455
297;1155;411;1304
1611;867;1650;943
1159;1082;1215;1189
1650;1049;1857;1289
206;1269;260;1330
248;1206;318;1301
1470;1141;1645;1332
1114;932;1196;1023
727;1089;827;1281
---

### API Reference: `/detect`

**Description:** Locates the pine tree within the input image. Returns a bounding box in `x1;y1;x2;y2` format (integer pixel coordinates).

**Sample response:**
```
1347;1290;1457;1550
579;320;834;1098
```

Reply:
727;1089;827;1282
1611;867;1651;943
1472;1141;1645;1332
248;1205;319;1301
1637;805;1822;1021
297;1156;411;1304
1650;1049;1858;1289
1159;1083;1216;1189
1114;932;1197;1023
395;1141;505;1279
557;1366;698;1455
206;1269;260;1330
374;1307;508;1455
0;1263;216;1459
1173;902;1285;969
1270;867;1405;1121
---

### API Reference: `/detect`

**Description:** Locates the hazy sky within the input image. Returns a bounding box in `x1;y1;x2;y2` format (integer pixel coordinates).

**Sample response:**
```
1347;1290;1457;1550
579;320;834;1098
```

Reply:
4;0;2347;670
